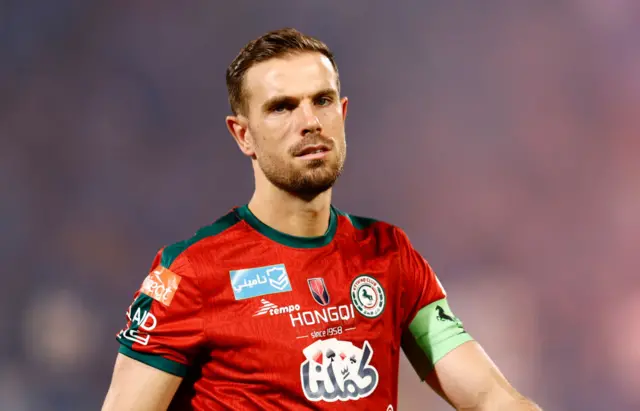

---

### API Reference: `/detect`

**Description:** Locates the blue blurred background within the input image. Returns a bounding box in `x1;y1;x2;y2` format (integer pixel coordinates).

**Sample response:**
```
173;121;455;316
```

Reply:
1;1;639;410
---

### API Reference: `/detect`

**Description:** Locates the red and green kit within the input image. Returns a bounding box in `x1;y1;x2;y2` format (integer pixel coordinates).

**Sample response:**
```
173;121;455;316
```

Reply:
116;205;473;410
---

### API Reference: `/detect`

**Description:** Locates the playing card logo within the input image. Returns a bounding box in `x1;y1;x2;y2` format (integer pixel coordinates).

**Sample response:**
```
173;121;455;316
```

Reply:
308;278;330;306
300;338;378;402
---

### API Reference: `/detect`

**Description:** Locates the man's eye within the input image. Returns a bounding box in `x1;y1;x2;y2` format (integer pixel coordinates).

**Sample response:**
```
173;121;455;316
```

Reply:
272;103;293;113
316;97;332;106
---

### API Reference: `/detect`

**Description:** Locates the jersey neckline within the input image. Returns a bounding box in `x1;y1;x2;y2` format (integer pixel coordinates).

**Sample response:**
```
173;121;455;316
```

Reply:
236;204;338;249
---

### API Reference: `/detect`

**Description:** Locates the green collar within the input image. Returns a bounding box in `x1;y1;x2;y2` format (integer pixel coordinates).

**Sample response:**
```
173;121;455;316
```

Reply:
236;204;338;248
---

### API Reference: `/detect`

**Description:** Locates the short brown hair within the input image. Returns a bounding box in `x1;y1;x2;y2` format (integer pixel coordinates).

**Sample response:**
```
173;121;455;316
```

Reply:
226;28;339;116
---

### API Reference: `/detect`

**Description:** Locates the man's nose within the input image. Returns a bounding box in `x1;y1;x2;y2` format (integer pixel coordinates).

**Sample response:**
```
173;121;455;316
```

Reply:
299;102;322;136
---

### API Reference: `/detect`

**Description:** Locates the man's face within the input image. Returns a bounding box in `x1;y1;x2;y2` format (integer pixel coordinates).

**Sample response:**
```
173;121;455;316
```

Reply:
242;52;348;196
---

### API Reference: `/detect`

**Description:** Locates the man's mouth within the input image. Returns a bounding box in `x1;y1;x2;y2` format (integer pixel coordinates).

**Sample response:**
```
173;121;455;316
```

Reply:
295;144;331;159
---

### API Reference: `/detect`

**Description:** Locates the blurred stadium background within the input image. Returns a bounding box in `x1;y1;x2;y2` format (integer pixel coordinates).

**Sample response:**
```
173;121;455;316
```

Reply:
1;1;639;410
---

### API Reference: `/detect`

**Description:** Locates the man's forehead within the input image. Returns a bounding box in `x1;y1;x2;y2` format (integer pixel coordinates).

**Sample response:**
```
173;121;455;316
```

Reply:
245;53;338;101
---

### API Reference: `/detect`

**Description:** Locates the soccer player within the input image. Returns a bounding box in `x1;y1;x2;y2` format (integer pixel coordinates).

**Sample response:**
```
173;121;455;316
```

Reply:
102;28;541;410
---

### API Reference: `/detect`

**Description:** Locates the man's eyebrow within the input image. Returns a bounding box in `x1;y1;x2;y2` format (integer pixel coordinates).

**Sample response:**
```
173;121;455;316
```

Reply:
312;88;338;99
262;95;297;112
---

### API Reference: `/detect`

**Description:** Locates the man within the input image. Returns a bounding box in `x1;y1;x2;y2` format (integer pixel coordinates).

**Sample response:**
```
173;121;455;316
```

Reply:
102;28;541;410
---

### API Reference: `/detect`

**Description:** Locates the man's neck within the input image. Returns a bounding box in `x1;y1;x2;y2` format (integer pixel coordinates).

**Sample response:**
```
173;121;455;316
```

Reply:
247;188;333;238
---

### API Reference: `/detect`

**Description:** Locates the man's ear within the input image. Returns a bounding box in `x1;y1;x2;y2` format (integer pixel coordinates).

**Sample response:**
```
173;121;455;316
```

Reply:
340;96;349;121
226;115;255;157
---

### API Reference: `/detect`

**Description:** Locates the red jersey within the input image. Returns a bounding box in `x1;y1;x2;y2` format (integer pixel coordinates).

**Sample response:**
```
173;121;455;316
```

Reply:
116;205;472;410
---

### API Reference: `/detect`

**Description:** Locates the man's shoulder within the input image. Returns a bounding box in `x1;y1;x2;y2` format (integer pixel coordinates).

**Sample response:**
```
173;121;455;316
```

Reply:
159;207;244;268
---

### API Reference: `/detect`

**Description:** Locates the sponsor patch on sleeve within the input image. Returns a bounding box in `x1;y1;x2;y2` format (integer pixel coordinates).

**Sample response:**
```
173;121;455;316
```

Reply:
140;266;182;306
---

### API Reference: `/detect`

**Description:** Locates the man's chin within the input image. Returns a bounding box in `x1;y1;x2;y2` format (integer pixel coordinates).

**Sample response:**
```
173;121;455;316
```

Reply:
294;155;335;170
278;172;341;197
260;157;344;196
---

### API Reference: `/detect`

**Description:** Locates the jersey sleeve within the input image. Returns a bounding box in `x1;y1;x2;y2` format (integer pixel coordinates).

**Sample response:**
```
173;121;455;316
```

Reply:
116;248;206;377
396;228;474;379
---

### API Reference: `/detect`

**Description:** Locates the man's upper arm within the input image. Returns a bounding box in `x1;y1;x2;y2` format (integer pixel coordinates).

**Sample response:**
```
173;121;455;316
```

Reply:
396;228;539;410
102;353;183;411
396;228;474;378
104;246;208;409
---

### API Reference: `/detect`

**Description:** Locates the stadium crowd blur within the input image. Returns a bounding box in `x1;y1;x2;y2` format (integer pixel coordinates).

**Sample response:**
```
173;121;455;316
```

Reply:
1;1;638;410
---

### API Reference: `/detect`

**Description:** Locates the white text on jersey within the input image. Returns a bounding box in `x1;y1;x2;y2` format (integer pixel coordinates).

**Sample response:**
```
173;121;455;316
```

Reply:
290;304;356;327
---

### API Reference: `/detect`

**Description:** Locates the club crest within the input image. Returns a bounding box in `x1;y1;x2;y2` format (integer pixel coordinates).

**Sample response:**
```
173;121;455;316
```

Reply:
350;275;386;318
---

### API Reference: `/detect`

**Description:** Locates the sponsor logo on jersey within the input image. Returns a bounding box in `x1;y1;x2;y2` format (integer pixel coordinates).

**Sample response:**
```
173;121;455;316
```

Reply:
253;298;301;316
230;264;292;300
140;266;182;306
290;305;356;327
300;338;378;402
308;277;330;306
350;275;385;318
119;305;157;346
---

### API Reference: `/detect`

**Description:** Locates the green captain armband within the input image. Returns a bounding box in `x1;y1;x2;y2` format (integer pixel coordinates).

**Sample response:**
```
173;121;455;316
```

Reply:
406;298;474;375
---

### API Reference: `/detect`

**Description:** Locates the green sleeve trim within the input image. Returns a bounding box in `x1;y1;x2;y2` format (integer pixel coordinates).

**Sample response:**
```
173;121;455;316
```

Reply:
408;298;474;365
118;345;188;378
